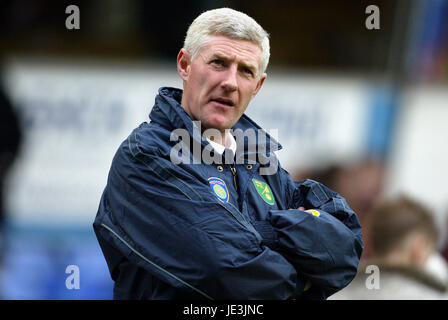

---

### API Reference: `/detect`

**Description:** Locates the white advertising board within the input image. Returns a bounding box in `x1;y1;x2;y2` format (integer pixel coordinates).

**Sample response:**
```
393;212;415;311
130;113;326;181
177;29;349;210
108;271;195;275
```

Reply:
3;59;372;225
386;85;448;228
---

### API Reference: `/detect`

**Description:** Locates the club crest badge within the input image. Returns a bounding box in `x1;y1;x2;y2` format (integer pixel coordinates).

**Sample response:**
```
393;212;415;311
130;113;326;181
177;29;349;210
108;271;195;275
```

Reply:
208;177;229;203
252;179;275;205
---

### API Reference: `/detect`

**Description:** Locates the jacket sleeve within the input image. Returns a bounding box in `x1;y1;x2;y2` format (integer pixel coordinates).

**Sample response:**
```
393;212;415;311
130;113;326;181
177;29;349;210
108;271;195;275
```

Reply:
93;134;303;300
255;169;364;299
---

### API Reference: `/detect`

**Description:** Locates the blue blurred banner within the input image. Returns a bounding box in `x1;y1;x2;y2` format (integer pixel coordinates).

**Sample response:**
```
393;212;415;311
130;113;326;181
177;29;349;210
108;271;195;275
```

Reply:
1;222;113;299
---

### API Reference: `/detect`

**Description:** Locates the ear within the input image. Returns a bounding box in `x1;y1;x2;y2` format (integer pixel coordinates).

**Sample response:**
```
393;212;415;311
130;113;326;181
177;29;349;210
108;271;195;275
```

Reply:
410;234;433;267
177;48;191;81
252;73;267;98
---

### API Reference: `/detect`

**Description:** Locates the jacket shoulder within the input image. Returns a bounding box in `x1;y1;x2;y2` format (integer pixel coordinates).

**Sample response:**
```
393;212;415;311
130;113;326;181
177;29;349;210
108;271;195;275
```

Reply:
124;121;174;158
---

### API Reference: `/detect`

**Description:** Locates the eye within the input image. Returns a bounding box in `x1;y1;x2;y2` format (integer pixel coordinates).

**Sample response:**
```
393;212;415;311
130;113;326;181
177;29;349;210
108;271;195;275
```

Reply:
242;67;254;77
211;59;224;66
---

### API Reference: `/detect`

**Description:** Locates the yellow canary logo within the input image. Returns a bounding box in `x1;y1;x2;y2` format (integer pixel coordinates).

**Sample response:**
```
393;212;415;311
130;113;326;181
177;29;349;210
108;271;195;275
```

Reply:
304;209;320;217
252;179;275;205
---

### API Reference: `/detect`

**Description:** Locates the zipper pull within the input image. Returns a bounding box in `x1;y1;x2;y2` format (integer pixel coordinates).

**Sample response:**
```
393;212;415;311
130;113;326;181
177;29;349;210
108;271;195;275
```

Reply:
230;166;238;192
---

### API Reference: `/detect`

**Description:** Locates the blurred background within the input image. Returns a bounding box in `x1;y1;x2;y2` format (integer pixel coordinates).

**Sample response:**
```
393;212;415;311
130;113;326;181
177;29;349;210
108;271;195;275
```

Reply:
0;0;447;299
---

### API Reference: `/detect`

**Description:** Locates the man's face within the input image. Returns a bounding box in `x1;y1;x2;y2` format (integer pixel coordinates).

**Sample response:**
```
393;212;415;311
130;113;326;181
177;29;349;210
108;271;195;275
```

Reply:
177;34;266;131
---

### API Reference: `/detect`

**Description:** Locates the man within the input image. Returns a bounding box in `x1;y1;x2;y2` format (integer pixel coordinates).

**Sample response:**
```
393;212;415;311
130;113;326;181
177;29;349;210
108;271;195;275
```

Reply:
93;8;363;300
329;195;448;300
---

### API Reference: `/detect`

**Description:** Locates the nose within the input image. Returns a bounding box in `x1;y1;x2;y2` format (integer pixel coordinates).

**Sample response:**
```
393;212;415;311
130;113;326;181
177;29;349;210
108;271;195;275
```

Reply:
220;65;238;92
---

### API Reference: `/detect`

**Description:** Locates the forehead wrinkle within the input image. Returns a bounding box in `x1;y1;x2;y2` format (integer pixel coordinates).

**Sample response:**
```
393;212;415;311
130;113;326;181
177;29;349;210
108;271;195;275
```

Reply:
201;35;261;56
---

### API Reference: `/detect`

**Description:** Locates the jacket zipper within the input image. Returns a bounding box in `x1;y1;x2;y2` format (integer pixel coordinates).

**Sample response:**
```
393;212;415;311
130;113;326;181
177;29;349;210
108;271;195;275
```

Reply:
230;165;238;192
222;165;262;244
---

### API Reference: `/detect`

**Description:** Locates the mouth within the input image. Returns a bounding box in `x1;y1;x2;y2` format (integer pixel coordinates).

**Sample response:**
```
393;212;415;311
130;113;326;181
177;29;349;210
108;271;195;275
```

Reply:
210;97;235;107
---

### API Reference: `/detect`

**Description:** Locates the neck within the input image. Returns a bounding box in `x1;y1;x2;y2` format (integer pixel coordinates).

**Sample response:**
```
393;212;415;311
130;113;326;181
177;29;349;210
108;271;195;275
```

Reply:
204;129;228;147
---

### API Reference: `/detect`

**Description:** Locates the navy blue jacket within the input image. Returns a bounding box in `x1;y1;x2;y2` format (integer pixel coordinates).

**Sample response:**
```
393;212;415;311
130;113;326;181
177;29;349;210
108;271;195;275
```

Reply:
93;87;363;300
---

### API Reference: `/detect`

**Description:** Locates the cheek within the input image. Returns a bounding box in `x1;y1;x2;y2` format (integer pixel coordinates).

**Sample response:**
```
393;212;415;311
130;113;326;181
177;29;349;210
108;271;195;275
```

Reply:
193;70;216;98
187;71;208;104
240;83;258;104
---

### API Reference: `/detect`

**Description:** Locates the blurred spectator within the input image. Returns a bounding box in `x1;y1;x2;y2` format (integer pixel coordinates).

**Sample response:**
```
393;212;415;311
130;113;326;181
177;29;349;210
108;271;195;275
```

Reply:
425;251;448;285
329;195;448;300
293;159;385;259
423;205;448;284
440;212;448;271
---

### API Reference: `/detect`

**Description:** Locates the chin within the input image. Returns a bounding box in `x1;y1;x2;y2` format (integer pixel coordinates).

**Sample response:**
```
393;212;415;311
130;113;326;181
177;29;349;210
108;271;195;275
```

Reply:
204;123;228;131
203;118;232;131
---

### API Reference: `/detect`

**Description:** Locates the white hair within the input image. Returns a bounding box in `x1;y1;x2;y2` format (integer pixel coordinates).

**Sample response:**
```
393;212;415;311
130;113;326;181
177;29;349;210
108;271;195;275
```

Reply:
183;8;270;76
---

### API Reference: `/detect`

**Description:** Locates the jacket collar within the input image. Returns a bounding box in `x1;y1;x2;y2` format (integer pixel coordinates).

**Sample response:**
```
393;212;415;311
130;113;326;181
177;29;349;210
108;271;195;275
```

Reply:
149;87;283;157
